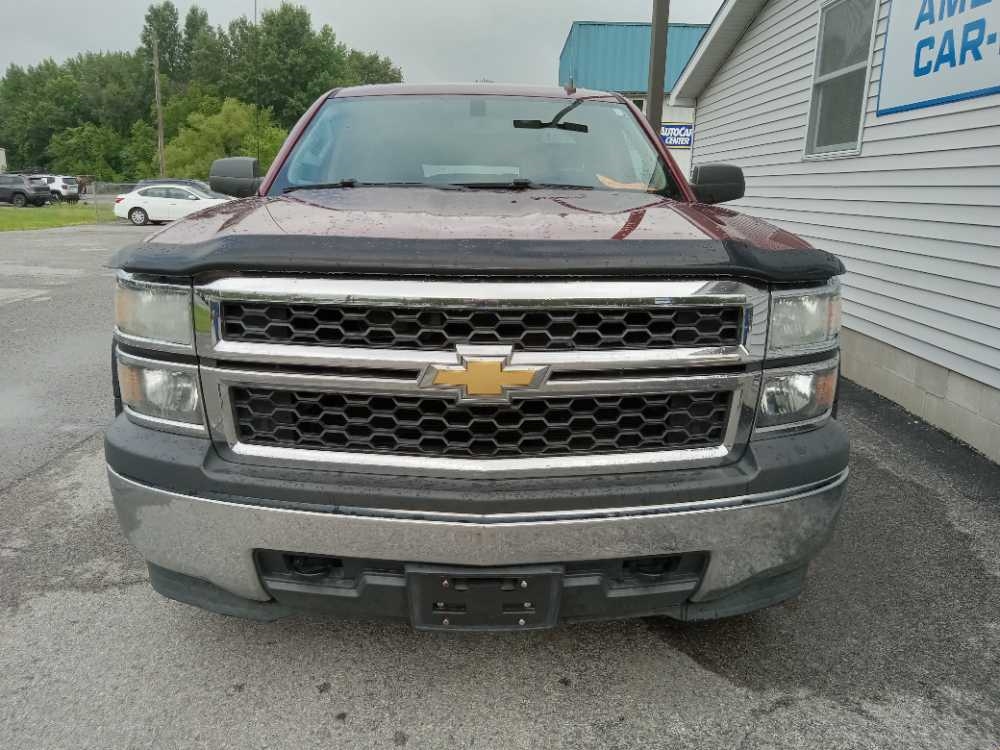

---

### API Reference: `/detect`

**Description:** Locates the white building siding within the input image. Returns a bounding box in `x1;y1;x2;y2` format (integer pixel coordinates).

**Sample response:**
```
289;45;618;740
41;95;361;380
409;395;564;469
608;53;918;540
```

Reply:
690;0;1000;394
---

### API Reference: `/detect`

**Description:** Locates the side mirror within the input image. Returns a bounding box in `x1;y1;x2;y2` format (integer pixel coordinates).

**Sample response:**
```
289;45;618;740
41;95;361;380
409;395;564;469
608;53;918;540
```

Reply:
209;157;262;198
689;163;745;204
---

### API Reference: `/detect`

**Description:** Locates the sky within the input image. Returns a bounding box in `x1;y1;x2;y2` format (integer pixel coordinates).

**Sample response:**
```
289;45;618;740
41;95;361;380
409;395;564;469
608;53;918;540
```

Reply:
0;0;722;84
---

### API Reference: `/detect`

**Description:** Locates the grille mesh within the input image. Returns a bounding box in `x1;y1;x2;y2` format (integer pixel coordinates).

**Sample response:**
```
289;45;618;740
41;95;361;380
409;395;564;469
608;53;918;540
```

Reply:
231;387;732;459
221;302;743;351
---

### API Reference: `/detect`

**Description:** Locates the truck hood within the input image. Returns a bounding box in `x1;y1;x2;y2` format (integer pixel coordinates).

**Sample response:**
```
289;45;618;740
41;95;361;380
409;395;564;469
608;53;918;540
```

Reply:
142;187;809;246
112;188;844;282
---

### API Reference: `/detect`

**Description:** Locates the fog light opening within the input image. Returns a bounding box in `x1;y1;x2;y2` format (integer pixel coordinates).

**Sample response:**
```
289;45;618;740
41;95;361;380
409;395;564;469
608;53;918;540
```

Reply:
624;555;682;583
287;555;342;579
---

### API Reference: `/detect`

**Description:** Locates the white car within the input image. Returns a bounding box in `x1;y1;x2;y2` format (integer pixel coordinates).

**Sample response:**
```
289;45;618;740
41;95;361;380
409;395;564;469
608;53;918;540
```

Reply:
34;174;79;202
114;184;232;226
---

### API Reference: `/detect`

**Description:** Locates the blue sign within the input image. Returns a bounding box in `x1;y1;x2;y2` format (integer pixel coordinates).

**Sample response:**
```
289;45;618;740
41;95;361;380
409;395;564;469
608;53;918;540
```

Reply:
660;123;693;149
878;0;1000;115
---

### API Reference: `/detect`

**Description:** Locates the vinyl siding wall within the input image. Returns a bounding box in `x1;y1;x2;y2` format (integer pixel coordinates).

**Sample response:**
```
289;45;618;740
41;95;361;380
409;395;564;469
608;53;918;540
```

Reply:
690;0;1000;460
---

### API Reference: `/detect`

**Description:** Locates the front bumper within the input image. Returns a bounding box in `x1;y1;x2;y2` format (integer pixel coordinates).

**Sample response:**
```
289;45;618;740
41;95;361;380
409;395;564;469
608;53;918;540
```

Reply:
107;454;848;623
106;407;849;624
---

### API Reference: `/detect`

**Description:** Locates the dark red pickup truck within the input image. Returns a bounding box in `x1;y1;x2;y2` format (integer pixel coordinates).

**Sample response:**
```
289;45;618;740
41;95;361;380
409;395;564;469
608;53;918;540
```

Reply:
107;84;848;630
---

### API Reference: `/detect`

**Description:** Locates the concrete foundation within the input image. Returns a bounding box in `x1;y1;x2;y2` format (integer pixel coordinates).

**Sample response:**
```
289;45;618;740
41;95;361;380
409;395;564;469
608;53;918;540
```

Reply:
841;328;1000;464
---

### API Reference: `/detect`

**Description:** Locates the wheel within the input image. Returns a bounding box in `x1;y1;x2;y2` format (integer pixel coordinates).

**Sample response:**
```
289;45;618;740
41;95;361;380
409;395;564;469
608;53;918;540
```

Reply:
50;192;62;203
11;193;27;208
128;207;149;226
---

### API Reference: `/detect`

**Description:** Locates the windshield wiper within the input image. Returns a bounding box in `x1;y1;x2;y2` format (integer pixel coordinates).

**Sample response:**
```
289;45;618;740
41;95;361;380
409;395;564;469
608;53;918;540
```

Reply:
513;98;589;133
451;179;593;191
283;180;450;193
512;120;588;133
283;179;360;192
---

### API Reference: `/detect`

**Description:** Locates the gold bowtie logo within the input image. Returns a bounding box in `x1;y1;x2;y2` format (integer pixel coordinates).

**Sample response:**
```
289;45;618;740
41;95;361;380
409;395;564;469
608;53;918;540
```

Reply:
422;352;548;401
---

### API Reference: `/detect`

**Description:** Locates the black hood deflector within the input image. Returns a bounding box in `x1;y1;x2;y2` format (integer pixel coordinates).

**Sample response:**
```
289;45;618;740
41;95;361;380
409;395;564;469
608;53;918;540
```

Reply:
110;236;845;283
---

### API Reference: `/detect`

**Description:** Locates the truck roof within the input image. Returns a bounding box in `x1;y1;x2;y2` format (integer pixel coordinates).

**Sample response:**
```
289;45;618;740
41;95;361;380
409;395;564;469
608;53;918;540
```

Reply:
331;82;617;100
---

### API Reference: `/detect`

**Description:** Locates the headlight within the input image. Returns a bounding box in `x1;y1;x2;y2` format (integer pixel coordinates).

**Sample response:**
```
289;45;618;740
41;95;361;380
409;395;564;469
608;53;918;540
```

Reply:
757;361;838;429
118;356;203;427
115;273;193;347
768;282;841;356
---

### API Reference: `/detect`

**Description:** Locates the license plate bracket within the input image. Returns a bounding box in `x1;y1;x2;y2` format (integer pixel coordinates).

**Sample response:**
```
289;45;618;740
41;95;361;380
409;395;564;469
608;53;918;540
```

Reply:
406;565;563;632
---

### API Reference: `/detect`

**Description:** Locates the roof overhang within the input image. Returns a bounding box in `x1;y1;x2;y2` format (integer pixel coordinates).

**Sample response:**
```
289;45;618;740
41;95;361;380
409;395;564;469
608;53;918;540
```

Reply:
668;0;769;104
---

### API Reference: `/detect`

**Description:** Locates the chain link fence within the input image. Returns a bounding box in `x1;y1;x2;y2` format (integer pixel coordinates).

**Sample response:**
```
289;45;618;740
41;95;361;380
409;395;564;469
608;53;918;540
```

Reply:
79;178;135;224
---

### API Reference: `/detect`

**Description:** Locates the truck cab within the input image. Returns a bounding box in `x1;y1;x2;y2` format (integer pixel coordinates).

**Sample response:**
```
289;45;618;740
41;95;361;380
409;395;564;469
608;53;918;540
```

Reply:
106;84;848;630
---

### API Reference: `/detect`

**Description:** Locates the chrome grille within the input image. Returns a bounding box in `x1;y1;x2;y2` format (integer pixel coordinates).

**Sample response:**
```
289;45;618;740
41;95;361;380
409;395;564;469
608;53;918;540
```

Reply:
219;301;744;351
231;387;732;458
193;278;769;478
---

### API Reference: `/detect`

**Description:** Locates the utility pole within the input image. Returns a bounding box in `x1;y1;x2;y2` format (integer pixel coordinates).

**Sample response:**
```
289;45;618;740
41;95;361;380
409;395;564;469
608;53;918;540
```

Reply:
152;34;166;177
253;0;261;162
646;0;671;136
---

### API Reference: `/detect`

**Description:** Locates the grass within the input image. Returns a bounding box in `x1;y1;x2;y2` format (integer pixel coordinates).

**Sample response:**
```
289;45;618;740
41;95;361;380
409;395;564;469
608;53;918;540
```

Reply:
0;202;117;232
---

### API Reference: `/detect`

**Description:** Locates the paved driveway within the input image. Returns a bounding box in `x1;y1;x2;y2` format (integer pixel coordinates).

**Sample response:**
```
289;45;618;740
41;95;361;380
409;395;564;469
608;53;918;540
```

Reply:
1;226;998;749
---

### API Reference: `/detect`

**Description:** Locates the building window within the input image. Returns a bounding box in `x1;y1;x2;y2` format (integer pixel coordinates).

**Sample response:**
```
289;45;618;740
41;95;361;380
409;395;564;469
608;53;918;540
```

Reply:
632;98;645;112
804;0;878;157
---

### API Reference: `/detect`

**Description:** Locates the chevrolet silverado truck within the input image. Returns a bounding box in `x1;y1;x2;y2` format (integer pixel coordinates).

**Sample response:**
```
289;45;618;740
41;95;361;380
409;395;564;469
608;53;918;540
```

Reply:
106;84;848;631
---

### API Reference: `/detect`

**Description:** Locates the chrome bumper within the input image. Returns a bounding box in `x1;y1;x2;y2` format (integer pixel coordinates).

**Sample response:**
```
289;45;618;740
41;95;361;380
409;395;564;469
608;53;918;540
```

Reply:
108;467;847;603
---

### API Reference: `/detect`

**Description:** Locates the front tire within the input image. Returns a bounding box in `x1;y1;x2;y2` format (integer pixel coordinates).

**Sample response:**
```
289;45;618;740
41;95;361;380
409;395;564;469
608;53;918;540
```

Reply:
11;193;27;208
128;207;149;226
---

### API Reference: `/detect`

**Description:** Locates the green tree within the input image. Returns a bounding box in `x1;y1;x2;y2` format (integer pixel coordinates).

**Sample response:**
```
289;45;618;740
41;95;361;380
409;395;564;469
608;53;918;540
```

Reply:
65;51;150;134
254;5;347;126
141;2;183;78
220;3;404;129
162;82;221;138
219;16;258;107
164;98;286;178
123;120;158;179
0;1;402;174
187;26;227;92
344;50;403;86
0;61;84;169
180;5;211;78
46;123;125;180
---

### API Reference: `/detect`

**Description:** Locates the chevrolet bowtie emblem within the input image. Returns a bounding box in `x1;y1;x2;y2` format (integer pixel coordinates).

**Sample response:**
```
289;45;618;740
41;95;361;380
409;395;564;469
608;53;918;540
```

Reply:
421;349;548;402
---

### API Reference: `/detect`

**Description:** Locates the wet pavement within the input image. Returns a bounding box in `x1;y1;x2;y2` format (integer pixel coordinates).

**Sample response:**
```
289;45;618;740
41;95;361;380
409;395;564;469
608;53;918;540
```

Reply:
0;225;998;749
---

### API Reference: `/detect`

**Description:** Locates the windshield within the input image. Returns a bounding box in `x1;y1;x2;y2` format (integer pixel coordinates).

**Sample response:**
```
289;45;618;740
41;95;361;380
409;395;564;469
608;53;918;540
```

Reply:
270;95;680;197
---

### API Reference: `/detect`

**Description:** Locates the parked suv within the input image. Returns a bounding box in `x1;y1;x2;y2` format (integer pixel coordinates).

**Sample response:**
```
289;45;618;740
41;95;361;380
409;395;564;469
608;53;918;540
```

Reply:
0;174;50;206
35;174;79;202
107;84;848;630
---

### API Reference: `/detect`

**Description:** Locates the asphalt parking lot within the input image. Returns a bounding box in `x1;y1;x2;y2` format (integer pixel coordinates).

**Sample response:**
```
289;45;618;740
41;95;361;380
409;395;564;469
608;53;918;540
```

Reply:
1;225;998;749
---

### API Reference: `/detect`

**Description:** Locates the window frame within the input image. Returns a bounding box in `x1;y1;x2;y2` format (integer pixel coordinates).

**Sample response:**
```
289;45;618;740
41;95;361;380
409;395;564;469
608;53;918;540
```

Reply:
802;0;880;161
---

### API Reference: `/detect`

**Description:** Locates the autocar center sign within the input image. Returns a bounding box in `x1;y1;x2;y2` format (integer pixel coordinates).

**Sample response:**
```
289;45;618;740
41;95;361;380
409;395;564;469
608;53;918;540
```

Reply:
878;0;1000;115
660;123;693;148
